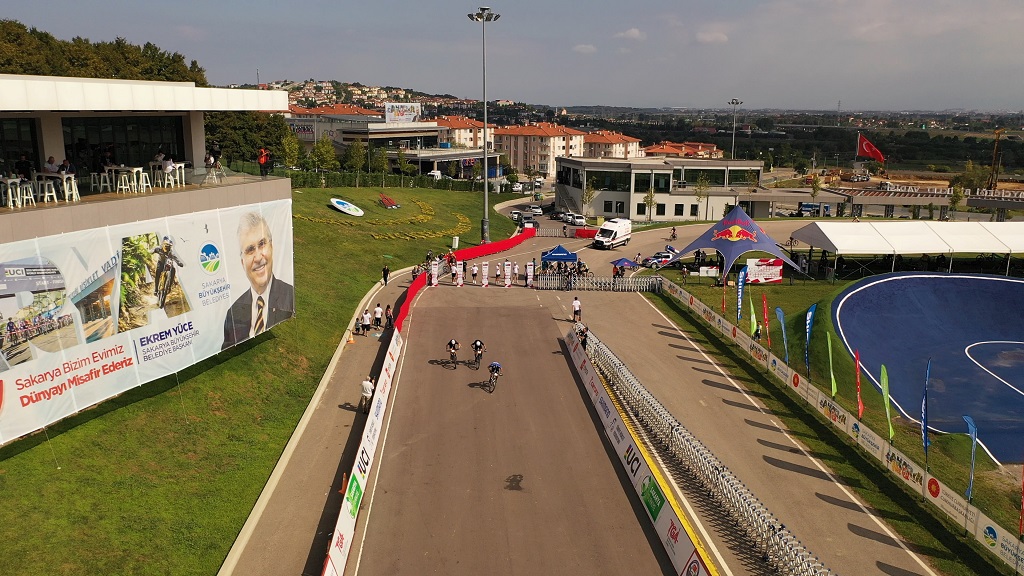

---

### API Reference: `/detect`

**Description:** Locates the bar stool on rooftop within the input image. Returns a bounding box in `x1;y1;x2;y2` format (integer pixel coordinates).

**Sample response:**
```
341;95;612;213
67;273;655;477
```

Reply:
116;173;132;194
98;171;113;192
39;180;59;203
137;172;153;194
64;177;81;202
19;181;36;207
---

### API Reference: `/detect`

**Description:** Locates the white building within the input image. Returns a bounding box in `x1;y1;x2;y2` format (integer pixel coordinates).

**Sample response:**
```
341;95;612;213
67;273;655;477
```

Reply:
583;130;644;159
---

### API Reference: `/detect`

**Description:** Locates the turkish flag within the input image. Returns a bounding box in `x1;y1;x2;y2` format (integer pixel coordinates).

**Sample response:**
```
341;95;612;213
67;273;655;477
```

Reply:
857;133;886;162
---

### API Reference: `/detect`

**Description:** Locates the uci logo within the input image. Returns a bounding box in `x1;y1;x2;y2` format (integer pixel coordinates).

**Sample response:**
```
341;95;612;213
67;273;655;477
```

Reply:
199;243;221;274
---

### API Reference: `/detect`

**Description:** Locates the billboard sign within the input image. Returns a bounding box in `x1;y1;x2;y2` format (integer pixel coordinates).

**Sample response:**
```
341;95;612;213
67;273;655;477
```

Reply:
385;103;422;123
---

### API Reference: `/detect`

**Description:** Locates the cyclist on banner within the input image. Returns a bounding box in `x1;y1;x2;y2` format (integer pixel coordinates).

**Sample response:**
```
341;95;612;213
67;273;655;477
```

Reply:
446;338;461;367
152;236;185;297
471;339;486;366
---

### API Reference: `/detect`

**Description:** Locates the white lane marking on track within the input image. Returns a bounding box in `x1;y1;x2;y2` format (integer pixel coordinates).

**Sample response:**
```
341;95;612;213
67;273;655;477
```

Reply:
965;341;1024;397
352;290;423;574
640;294;940;576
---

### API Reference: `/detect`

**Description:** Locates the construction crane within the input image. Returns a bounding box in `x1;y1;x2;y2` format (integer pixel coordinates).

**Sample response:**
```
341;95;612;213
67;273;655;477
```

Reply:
985;128;1005;191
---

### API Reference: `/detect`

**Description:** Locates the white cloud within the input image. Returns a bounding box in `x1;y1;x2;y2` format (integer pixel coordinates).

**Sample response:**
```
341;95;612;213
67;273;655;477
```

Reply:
696;30;728;44
614;28;647;41
573;44;597;54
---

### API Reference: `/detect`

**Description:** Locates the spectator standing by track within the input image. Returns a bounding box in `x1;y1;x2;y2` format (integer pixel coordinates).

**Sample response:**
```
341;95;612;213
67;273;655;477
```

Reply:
572;296;582;322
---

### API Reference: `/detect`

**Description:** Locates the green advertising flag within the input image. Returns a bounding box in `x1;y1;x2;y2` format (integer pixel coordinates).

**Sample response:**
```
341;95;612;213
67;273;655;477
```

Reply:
749;293;757;336
881;364;894;441
827;332;837;398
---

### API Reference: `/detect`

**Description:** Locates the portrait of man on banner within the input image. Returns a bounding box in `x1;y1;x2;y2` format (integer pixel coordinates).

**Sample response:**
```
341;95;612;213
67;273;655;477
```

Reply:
222;211;295;349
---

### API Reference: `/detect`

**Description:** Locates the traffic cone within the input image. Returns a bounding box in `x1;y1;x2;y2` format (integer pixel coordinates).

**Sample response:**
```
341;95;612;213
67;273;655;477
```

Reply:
347;331;356;344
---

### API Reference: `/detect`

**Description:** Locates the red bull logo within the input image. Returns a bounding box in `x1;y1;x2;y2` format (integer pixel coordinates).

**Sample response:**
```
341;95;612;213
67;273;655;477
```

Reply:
710;225;757;242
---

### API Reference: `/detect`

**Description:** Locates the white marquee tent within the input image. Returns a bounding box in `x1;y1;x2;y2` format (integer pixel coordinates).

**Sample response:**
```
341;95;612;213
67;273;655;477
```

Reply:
791;221;1024;255
790;221;1024;273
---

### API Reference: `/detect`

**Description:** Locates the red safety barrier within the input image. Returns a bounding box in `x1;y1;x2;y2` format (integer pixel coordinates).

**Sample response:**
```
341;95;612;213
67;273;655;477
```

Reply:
392;228;536;331
394;273;426;332
574;228;597;239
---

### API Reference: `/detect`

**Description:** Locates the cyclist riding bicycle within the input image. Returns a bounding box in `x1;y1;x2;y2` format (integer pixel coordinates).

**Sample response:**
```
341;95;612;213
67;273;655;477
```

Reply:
471;339;486;365
488;361;502;384
151;236;184;296
447;338;460;366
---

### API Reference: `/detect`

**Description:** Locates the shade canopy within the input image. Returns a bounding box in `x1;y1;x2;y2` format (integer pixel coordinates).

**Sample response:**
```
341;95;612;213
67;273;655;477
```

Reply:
665;205;800;274
541;244;578;263
790;221;1024;255
610;257;639;267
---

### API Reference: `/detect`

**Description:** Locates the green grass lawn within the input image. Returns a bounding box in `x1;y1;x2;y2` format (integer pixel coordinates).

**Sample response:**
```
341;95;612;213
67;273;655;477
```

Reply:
0;185;515;576
653;268;1019;575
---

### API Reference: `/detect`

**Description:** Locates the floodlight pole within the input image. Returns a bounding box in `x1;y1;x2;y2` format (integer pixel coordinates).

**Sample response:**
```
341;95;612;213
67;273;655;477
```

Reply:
469;6;500;243
727;98;742;190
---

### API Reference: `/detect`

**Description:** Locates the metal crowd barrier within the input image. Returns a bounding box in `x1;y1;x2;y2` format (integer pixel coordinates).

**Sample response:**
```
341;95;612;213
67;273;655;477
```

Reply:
582;327;836;576
534;274;663;292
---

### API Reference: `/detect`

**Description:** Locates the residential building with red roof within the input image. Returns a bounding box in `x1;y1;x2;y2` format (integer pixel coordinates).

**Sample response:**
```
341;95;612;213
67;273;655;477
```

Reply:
428;115;492;149
643;140;722;159
491;122;586;177
583;130;644;159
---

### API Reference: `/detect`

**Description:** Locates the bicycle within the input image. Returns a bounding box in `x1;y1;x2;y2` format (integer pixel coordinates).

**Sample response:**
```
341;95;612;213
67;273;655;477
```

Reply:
156;260;178;309
487;370;499;393
473;348;484;369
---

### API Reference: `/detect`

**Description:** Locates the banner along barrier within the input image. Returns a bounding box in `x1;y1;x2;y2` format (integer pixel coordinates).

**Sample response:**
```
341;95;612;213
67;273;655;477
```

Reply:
323;328;404;576
564;327;716;576
660;277;1022;572
0;199;295;446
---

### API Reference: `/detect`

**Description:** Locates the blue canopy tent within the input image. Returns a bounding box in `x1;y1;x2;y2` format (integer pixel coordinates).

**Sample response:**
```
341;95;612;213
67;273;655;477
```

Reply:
541;244;578;263
664;205;800;276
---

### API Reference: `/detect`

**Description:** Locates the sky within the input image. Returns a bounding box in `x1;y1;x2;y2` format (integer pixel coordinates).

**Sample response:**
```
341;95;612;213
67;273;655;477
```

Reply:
6;0;1024;112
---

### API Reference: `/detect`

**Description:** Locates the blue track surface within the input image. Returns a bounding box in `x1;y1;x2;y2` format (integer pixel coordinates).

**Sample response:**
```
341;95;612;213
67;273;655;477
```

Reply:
834;273;1024;463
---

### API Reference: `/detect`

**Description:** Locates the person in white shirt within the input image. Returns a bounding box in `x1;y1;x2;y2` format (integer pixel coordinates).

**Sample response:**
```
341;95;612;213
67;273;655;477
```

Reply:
361;309;372;336
471;263;478;284
572;296;581;322
359;376;375;414
373;304;383;328
43;156;59;173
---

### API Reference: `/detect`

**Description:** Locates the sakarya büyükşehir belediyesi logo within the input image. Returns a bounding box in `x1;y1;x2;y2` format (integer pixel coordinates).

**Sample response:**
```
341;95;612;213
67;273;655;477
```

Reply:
199;242;221;274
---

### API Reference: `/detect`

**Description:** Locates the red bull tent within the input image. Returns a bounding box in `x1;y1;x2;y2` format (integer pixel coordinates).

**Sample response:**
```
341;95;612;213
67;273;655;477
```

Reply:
541;244;578;263
664;205;800;275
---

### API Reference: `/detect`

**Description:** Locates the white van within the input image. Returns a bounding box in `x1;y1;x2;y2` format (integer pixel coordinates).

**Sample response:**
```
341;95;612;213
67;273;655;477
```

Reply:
592;218;632;249
427;170;443;180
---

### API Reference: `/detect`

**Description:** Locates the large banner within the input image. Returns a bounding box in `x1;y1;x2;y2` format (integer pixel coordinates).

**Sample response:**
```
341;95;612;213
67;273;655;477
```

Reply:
323;330;404;576
745;258;783;283
0;199;295;445
384;103;422;123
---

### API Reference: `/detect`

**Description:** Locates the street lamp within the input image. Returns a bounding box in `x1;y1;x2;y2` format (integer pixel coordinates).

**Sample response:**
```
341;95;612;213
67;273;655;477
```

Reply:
726;98;742;190
469;6;500;243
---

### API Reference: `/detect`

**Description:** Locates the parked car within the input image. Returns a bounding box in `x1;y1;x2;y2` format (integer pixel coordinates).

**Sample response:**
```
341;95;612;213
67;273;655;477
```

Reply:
569;214;586;226
642;251;676;268
511;182;523;193
520;214;536;227
509;210;522;222
550;210;565;220
528;205;543;215
562;212;576;223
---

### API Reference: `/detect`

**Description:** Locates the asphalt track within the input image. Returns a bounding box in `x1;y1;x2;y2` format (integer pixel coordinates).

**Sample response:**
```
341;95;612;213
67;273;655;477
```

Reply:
225;214;947;576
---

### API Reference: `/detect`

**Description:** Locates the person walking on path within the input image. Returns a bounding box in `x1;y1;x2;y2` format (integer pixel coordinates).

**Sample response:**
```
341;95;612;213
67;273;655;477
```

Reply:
471;263;478;284
359;375;375;414
385;304;394;329
382;264;390;286
361;309;372;336
373;304;383;328
571;296;582;322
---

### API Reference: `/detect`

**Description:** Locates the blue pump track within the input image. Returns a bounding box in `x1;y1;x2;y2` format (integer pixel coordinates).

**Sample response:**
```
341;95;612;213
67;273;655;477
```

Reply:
833;272;1024;464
